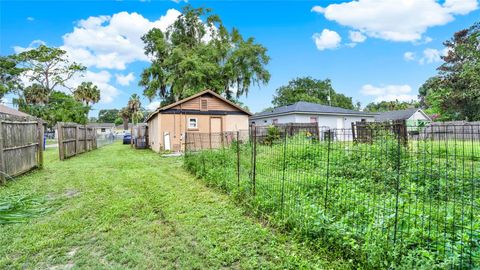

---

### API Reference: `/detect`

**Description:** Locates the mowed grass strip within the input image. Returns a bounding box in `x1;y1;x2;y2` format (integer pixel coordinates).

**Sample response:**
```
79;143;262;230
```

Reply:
0;143;350;269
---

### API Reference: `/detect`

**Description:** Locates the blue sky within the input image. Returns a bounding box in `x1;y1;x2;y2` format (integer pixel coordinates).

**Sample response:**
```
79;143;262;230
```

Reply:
1;0;479;117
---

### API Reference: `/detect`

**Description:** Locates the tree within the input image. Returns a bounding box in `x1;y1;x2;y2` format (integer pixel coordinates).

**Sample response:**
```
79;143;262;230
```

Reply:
140;6;270;105
16;91;88;128
128;94;143;125
114;117;123;126
98;109;120;123
16;45;85;103
73;81;100;117
272;77;355;109
364;100;419;112
23;84;49;105
419;22;480;121
0;56;24;98
118;107;131;130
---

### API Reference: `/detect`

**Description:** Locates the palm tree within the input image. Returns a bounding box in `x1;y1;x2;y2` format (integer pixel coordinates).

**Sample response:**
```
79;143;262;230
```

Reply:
128;94;142;125
118;107;130;130
23;84;49;105
73;82;100;117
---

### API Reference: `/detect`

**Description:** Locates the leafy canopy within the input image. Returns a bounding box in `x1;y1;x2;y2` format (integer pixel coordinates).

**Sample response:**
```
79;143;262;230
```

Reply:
419;22;480;121
272;77;355;109
0;56;24;98
364;100;419;112
16;91;89;128
98;109;120;123
16;45;85;96
140;6;270;105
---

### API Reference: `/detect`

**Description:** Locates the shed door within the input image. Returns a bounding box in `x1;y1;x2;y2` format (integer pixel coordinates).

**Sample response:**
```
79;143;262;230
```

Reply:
164;132;171;151
210;117;222;133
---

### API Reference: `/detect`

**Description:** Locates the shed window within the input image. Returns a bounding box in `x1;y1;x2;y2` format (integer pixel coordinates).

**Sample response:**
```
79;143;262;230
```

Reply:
310;117;317;123
200;99;208;111
101;128;106;132
188;118;198;129
272;119;278;124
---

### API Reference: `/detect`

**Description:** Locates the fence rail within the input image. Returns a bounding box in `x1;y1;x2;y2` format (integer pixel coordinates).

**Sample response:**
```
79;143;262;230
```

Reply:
184;123;479;269
57;123;97;160
0;115;43;184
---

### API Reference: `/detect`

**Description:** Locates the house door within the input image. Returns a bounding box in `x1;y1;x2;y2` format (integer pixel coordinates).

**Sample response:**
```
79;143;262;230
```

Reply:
164;132;171;151
210;117;222;133
210;117;222;148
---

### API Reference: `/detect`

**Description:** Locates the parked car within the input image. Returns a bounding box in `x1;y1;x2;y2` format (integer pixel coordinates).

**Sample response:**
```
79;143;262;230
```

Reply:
123;134;132;144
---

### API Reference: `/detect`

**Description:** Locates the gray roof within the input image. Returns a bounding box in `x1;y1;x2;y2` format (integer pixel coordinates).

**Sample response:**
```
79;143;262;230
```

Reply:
87;123;115;128
375;108;423;122
0;104;32;118
251;101;376;119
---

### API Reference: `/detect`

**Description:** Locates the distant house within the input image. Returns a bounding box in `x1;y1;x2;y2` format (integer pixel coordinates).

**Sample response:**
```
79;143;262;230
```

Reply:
0;104;33;118
88;123;115;135
146;90;251;152
115;123;133;134
250;101;376;129
375;108;431;126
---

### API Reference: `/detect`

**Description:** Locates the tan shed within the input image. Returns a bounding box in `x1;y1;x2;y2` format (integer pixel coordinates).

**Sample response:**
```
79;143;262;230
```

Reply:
146;90;252;152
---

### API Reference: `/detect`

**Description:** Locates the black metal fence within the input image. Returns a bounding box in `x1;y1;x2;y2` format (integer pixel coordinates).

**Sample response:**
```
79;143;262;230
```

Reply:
184;124;479;269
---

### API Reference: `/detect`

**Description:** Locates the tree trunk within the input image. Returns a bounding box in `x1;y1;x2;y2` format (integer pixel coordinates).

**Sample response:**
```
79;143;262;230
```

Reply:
123;117;129;130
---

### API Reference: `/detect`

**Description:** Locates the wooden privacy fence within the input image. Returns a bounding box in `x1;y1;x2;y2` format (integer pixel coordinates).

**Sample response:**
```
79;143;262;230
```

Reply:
57;123;97;160
0;115;44;185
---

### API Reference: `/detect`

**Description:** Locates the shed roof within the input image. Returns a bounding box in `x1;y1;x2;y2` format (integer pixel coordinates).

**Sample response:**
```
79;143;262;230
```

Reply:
0;104;32;118
146;90;252;121
375;108;431;122
251;101;376;119
87;123;116;128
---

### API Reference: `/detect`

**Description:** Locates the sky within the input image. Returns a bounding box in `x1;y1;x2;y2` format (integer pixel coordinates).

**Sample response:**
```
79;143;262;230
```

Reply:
1;0;479;117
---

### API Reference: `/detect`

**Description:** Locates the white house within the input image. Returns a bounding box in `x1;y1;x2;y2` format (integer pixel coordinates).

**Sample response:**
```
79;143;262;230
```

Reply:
375;108;431;124
250;101;377;130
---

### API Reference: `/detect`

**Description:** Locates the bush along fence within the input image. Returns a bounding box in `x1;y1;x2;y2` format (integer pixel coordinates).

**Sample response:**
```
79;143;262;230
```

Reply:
57;123;97;160
0;114;44;185
184;124;479;269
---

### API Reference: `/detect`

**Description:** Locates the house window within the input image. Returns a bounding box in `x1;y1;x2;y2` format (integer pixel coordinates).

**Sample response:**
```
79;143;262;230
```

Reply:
200;99;208;111
310;117;317;123
188;118;198;129
361;118;366;122
272;119;278;124
101;128;106;132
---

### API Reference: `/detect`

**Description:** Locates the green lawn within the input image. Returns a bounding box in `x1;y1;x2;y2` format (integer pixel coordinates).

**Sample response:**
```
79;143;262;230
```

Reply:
0;143;349;269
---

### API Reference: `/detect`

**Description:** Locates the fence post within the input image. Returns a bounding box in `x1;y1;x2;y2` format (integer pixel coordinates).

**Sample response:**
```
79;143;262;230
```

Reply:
280;126;288;216
75;125;80;156
37;120;44;169
393;124;402;244
0;120;5;185
324;129;332;210
252;125;257;196
236;130;240;188
58;123;64;160
84;125;88;152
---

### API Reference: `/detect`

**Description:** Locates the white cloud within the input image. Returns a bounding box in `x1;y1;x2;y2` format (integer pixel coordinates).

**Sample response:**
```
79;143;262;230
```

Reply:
443;0;479;14
403;51;415;61
361;84;417;102
115;72;135;86
419;48;449;64
26;17;35;21
312;0;478;42
312;29;341;51
61;9;181;70
349;31;366;43
146;101;161;111
13;40;46;53
67;70;120;104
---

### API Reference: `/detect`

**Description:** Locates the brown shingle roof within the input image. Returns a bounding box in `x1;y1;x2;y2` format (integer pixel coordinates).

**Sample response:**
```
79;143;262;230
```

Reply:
0;104;32;118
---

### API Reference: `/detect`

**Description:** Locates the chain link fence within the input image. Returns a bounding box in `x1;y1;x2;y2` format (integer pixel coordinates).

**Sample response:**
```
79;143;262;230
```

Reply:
184;123;479;269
